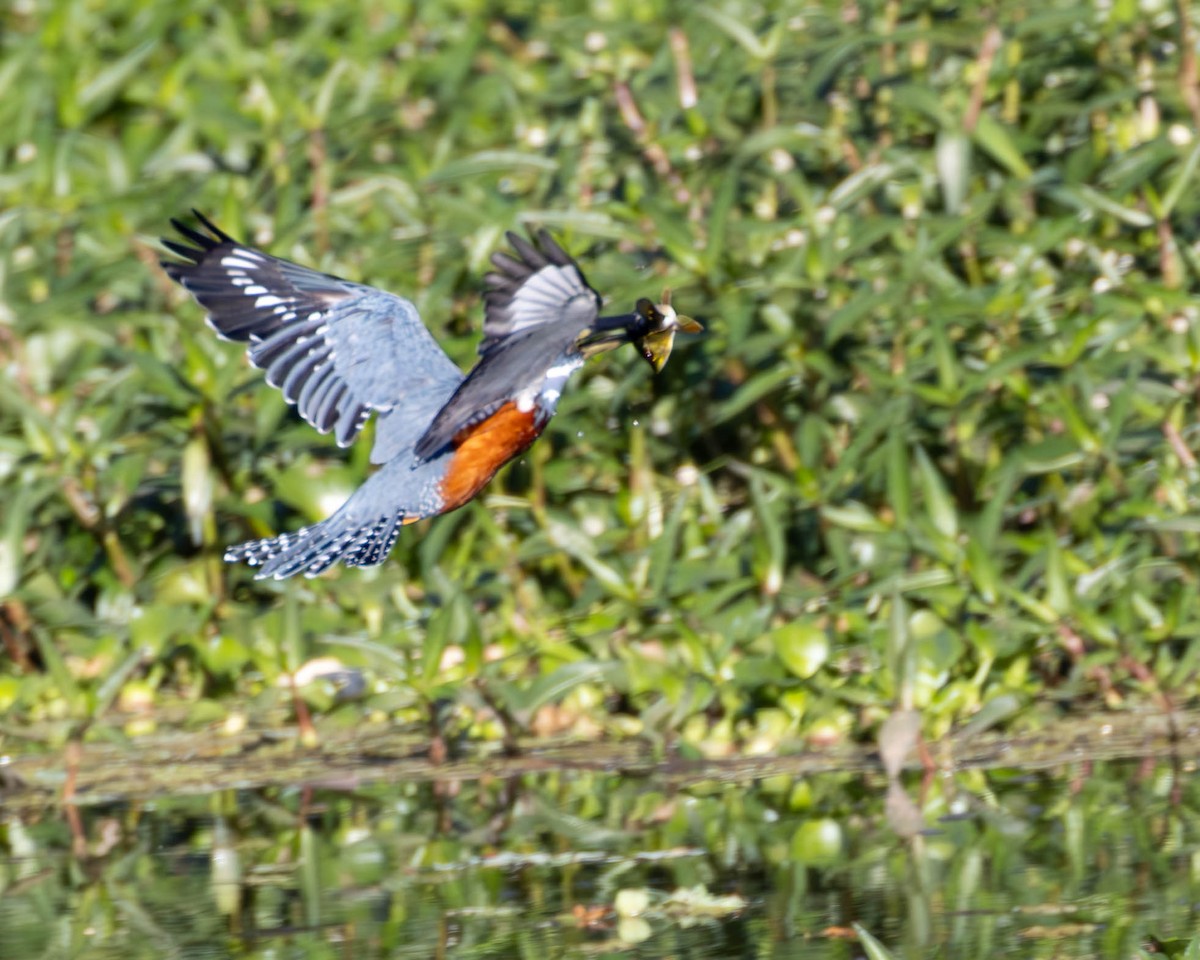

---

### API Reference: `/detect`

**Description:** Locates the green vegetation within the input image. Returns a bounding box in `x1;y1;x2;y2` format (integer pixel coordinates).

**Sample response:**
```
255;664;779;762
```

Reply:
4;0;1200;752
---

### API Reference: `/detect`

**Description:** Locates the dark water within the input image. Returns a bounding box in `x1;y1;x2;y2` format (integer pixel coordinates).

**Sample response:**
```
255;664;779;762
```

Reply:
2;742;1198;959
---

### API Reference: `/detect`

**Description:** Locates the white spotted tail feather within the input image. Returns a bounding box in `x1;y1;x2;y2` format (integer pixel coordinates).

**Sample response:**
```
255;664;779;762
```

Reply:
213;455;452;581
224;509;405;580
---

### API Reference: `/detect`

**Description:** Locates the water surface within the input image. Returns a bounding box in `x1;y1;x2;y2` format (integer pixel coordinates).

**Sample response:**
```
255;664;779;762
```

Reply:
2;711;1197;958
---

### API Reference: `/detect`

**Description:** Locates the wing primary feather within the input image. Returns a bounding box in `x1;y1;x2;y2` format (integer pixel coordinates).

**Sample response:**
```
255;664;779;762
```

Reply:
169;219;218;252
535;229;572;266
505;232;546;269
297;362;334;414
489;251;530;278
483;273;516;290
249;317;324;369
305;372;344;433
161;239;204;263
335;402;366;447
317;382;348;433
191;209;235;242
264;338;317;389
280;348;326;402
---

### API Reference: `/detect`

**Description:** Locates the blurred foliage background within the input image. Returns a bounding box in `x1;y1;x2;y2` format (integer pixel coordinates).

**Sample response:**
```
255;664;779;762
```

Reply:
3;0;1200;751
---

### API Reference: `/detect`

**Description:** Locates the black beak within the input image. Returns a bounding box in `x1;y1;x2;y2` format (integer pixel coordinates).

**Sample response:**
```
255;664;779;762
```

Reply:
577;310;647;354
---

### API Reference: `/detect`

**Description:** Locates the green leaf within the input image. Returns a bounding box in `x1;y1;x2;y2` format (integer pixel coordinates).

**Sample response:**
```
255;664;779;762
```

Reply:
914;445;957;541
520;662;621;716
77;39;158;113
853;924;898;960
696;5;779;58
424;151;558;182
1161;139;1200;218
546;522;637;602
971;112;1031;179
771;621;829;679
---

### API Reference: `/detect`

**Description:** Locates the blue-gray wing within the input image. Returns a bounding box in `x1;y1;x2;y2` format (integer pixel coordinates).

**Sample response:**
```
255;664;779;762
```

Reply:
162;213;464;463
479;229;601;356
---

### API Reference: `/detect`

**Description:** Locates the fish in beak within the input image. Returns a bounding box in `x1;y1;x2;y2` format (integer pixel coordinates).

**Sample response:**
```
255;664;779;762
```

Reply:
631;296;703;373
578;290;702;371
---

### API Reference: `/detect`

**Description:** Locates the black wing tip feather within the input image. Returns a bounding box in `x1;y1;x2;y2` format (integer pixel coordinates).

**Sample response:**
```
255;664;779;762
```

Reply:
487;227;581;286
191;209;234;241
503;231;545;270
160;210;238;271
533;228;573;267
177;209;235;245
488;250;530;280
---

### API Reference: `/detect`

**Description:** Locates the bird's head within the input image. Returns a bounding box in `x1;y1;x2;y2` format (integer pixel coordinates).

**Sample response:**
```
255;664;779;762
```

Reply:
578;290;702;372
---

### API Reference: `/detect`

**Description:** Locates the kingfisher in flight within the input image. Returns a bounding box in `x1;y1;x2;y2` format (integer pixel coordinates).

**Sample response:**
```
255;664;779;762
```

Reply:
162;213;700;580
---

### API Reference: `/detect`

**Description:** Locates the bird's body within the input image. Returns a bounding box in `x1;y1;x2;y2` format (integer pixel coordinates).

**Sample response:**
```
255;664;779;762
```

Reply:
162;214;698;580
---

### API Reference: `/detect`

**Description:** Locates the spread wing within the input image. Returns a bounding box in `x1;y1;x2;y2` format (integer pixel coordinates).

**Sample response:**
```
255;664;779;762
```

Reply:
479;229;601;356
162;212;464;463
413;230;602;460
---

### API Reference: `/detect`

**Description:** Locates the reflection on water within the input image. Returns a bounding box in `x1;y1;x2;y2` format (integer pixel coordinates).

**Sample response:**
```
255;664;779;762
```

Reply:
1;748;1198;958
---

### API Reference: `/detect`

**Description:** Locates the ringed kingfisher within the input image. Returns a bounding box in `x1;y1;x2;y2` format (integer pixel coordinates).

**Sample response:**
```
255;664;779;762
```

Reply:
162;213;700;580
